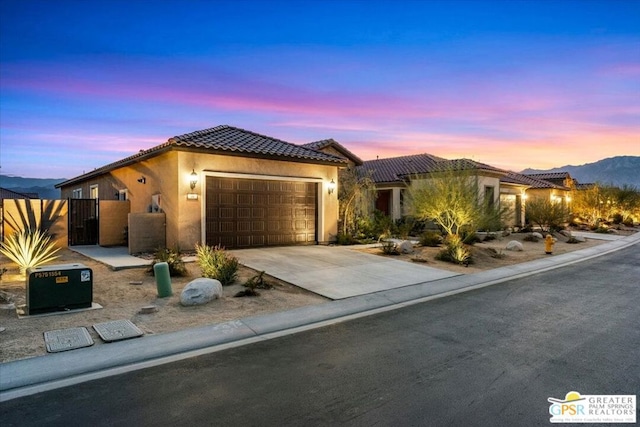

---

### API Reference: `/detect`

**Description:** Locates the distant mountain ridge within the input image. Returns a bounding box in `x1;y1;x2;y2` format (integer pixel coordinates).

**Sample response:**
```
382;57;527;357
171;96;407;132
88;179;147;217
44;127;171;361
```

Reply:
521;156;640;188
0;175;65;199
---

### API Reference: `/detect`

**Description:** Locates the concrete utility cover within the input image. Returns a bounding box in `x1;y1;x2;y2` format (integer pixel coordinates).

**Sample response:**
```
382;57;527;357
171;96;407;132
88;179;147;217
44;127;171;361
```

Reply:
93;319;144;342
44;327;94;353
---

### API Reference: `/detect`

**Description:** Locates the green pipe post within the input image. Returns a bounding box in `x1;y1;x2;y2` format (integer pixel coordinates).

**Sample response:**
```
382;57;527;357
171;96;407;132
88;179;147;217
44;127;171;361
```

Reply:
154;262;172;297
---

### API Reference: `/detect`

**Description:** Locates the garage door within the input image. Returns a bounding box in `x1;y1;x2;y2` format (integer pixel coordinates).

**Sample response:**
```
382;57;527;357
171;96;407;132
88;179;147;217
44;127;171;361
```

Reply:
205;176;317;249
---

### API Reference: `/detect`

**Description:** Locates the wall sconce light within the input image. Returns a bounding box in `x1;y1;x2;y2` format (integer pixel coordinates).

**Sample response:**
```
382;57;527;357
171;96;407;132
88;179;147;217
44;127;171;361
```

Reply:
327;179;336;195
190;169;198;190
137;176;146;184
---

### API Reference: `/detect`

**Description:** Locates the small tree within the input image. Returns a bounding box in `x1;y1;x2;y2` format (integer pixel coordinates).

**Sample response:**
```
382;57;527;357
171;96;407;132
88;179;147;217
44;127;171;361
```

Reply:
338;166;376;237
406;167;482;236
525;197;568;232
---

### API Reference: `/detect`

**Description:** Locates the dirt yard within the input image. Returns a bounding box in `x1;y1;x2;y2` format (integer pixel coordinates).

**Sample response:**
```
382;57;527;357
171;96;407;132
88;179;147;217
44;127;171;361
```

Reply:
0;252;327;363
0;229;631;363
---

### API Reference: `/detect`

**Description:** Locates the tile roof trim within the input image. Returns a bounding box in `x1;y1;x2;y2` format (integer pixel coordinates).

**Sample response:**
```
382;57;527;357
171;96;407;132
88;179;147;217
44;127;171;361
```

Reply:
57;125;347;188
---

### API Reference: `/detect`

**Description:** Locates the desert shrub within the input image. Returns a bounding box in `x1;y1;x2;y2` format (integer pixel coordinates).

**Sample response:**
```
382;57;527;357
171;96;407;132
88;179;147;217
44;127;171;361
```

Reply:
380;240;399;255
195;243;239;286
373;211;396;240
623;217;635;227
235;271;273;297
485;247;506;259
594;226;611;234
336;233;357;245
436;234;472;265
460;228;480;245
523;234;540;242
0;229;60;273
149;247;187;277
419;230;442;247
612;213;624;224
395;216;416;239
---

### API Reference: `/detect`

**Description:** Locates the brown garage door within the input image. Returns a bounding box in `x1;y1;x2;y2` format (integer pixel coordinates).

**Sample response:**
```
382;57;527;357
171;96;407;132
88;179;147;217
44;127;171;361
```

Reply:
205;176;317;249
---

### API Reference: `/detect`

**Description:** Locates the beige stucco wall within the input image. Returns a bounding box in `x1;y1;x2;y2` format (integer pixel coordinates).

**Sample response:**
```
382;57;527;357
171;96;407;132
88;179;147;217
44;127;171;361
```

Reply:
59;148;341;250
177;151;340;248
128;213;166;254
99;200;130;246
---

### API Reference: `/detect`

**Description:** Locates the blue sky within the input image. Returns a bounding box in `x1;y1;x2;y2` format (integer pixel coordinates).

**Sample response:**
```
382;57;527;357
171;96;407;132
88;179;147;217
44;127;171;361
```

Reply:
1;0;639;178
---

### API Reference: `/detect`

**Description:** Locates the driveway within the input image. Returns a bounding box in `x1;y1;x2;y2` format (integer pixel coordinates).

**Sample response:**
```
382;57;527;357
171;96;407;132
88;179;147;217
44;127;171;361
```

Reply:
232;245;460;299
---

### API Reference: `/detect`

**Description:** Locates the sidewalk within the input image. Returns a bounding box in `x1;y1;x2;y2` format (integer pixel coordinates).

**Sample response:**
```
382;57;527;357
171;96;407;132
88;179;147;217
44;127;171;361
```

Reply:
2;231;639;400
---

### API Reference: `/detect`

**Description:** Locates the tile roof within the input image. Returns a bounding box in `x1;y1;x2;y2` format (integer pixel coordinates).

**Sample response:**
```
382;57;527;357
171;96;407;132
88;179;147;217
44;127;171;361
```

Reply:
501;171;558;188
169;126;347;164
525;172;571;180
302;139;363;165
358;153;446;183
57;125;347;187
431;158;506;174
0;187;37;200
358;154;507;184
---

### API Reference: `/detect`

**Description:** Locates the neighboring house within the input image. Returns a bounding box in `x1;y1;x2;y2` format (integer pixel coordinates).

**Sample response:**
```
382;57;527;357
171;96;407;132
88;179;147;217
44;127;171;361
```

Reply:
524;172;576;189
356;154;522;225
355;154;581;229
520;172;573;207
56;125;347;251
0;187;38;202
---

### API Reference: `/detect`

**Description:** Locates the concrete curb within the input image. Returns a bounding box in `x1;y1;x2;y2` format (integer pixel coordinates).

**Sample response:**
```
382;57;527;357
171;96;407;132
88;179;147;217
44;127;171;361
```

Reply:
2;231;639;400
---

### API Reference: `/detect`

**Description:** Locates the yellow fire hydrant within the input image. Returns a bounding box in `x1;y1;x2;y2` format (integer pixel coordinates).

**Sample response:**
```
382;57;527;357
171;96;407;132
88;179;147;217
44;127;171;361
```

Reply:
545;234;555;254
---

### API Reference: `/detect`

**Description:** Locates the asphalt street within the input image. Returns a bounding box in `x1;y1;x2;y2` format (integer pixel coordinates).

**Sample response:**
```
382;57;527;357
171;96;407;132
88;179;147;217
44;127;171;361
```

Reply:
1;245;638;426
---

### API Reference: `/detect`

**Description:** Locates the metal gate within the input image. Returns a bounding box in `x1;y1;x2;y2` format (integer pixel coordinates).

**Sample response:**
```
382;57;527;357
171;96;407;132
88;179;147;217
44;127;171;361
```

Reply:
68;199;98;246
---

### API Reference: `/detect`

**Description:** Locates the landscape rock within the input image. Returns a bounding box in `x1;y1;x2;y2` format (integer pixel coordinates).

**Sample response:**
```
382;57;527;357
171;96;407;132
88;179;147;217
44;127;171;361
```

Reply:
180;278;223;306
559;230;572;237
506;240;524;251
573;235;586;242
399;240;415;254
531;232;544;239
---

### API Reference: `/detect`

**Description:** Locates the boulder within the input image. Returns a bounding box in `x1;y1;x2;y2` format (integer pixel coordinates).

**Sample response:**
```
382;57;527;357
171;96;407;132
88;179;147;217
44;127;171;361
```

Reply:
573;235;586;242
531;232;544;239
506;240;524;251
399;240;414;254
180;278;223;306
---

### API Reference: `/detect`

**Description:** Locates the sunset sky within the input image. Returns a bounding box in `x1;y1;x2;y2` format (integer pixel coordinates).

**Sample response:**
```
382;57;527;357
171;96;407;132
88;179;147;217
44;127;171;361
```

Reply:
1;0;639;179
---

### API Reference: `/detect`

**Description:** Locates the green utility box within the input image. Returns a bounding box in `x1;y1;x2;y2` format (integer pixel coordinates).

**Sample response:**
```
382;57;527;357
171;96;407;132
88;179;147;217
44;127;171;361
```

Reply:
26;263;93;315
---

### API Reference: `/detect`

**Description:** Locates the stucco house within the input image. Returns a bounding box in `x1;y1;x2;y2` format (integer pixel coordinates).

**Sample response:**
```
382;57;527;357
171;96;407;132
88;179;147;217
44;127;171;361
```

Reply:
354;153;582;229
355;154;532;228
56;125;347;251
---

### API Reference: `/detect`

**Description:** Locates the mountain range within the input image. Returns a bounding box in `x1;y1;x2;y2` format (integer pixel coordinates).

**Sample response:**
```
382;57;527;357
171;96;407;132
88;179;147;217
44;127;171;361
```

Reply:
521;156;640;188
0;175;64;199
1;155;638;199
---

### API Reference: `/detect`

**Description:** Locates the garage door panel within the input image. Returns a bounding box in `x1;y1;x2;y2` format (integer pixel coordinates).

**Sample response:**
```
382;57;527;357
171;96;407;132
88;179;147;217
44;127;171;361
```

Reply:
206;176;317;249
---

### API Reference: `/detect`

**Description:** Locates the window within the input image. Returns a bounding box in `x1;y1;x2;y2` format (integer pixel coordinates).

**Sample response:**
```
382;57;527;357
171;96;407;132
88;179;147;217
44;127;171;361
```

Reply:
90;184;99;199
118;189;128;201
72;188;82;199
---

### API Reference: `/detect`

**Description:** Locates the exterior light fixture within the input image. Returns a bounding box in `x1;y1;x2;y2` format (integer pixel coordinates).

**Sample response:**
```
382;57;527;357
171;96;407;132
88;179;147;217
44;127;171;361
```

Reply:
327;179;336;195
190;169;198;190
137;176;146;184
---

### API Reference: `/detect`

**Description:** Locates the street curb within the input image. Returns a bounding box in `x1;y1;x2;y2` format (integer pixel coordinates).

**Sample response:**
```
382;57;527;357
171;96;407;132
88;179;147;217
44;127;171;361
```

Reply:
2;232;639;400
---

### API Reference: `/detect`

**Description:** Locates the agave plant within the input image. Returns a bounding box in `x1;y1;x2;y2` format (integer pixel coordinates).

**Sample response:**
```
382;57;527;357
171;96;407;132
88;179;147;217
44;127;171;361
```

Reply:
0;228;60;274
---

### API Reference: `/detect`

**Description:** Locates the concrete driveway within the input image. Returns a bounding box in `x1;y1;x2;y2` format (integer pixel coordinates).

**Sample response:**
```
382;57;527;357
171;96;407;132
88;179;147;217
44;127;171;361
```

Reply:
232;245;460;299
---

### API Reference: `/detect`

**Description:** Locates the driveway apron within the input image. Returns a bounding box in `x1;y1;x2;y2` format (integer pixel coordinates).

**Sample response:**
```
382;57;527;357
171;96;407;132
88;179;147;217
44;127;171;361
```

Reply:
232;245;460;299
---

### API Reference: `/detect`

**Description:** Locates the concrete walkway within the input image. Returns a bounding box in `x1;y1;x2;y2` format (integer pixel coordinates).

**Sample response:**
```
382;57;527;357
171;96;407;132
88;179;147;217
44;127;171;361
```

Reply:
232;245;459;299
69;245;151;270
3;232;637;401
